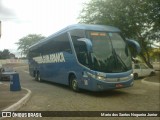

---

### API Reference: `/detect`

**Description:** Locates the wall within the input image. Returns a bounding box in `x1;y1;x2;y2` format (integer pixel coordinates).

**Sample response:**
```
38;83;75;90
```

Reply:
0;59;28;65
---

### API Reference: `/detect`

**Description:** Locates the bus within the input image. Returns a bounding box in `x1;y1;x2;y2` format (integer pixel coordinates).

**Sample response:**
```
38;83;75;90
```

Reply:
28;24;140;91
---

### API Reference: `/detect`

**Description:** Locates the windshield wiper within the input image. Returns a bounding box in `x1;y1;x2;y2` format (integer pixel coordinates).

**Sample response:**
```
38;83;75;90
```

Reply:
112;49;128;71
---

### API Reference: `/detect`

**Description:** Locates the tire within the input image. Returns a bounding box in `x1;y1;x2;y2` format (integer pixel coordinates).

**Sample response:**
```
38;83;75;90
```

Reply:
35;72;42;82
134;73;138;80
34;72;38;81
70;76;79;92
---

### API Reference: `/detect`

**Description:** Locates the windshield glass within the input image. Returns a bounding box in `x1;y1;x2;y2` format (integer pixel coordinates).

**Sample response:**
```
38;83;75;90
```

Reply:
87;31;132;73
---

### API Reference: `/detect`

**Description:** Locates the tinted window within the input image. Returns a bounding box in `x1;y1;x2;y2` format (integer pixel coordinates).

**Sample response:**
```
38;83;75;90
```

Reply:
140;64;148;69
28;51;40;58
43;33;72;54
134;64;140;69
70;30;89;66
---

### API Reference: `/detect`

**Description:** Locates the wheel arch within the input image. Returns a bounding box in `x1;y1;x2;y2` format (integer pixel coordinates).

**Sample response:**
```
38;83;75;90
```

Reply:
68;72;77;86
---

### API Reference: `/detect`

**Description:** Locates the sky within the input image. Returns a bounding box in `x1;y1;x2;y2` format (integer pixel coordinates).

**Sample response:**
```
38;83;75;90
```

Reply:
0;0;88;56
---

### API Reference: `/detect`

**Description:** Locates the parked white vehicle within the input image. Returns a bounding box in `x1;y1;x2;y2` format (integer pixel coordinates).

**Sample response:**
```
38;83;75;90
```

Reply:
133;63;155;79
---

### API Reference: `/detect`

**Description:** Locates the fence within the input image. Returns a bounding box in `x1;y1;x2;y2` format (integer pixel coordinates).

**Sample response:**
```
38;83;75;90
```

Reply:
0;59;28;65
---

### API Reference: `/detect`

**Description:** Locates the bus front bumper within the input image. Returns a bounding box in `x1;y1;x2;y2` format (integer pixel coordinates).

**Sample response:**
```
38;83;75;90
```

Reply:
81;76;134;92
94;79;134;91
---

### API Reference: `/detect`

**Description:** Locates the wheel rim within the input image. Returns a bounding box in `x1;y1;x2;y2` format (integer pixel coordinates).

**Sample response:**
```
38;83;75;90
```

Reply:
72;79;78;90
37;74;41;82
35;73;37;80
38;75;40;81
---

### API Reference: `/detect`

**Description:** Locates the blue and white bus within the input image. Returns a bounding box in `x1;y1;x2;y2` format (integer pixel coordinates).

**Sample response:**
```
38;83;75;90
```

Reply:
28;24;140;91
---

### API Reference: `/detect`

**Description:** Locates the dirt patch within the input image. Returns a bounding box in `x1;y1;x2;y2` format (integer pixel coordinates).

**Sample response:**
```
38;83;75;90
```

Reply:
145;71;160;83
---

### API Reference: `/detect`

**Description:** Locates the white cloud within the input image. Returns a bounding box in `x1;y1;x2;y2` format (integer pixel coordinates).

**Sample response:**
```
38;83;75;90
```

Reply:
0;0;88;55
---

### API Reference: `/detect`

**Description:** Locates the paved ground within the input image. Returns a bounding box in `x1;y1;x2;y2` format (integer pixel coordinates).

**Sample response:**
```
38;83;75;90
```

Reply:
0;64;159;120
0;83;28;111
0;64;30;111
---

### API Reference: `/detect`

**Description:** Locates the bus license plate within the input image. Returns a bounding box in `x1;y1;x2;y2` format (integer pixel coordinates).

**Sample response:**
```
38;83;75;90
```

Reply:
116;84;123;88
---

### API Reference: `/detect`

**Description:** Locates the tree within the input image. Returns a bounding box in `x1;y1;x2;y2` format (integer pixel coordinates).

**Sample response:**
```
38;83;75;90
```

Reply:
0;49;10;59
149;48;160;62
0;51;2;59
16;34;45;56
79;0;160;68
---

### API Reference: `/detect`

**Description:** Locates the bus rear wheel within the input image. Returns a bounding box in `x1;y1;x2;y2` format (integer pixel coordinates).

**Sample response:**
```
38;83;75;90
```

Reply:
35;72;42;82
37;73;42;82
70;76;79;92
34;72;37;81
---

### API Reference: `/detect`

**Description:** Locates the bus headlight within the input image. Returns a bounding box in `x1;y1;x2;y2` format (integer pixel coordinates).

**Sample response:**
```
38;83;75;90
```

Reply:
130;73;133;78
97;76;106;81
87;72;106;81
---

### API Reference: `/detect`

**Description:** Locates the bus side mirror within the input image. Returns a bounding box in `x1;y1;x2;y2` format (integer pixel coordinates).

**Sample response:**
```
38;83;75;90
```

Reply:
77;38;93;53
126;39;141;57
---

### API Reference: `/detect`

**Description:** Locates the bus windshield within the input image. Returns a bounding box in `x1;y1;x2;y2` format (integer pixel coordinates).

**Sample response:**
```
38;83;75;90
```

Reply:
86;31;132;73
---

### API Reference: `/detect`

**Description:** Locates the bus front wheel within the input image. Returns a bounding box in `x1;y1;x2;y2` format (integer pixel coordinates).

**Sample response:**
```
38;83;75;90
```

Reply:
70;76;79;92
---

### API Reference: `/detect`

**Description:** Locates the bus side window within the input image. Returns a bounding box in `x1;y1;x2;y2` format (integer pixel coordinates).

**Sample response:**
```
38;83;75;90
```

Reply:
42;33;72;54
70;30;89;66
28;51;39;59
77;52;88;65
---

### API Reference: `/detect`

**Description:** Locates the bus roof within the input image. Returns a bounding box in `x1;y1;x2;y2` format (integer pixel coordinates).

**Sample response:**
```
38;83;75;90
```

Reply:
29;24;121;51
62;24;120;32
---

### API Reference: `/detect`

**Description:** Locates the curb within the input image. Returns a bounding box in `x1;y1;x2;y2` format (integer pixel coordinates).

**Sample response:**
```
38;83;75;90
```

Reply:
141;78;160;87
2;87;31;111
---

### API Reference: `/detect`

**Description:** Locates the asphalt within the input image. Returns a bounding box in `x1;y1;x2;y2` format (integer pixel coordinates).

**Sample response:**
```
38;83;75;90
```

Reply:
0;81;31;112
0;71;159;113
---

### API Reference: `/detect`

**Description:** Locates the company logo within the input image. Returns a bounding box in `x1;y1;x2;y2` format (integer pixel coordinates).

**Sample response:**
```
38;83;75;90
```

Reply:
2;112;11;117
33;52;65;63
